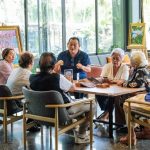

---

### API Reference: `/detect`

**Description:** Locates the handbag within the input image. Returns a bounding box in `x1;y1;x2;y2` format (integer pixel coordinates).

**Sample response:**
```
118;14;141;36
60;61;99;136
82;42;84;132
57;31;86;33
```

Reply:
144;79;150;102
145;93;150;102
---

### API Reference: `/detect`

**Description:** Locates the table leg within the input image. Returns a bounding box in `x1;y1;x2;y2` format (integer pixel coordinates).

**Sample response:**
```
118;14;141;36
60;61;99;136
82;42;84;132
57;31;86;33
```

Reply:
108;97;114;138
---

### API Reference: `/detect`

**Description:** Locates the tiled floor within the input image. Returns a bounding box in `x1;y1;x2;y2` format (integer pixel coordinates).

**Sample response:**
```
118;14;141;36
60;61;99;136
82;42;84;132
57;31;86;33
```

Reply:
0;120;150;150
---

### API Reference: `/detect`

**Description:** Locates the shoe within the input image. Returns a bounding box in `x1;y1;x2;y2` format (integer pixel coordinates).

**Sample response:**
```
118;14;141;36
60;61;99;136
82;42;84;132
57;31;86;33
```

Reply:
72;119;79;132
74;130;90;144
134;126;143;132
120;135;136;146
27;126;40;132
96;112;106;120
75;135;90;144
96;112;109;122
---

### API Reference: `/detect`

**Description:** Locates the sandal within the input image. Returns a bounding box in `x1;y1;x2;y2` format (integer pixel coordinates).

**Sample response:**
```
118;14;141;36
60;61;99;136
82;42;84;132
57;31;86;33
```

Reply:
96;112;106;120
96;112;109;122
120;135;137;146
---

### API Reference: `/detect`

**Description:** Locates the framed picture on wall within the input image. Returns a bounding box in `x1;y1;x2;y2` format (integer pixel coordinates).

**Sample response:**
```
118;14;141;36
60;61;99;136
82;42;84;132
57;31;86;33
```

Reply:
0;25;23;66
127;22;146;49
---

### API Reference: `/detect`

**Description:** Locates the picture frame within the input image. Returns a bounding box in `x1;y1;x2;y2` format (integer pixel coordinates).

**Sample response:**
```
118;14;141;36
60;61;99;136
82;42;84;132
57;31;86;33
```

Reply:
127;22;146;49
0;25;23;65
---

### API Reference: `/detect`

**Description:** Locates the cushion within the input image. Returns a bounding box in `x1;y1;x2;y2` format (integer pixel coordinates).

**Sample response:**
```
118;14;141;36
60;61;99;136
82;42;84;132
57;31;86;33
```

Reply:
106;54;130;64
87;66;102;78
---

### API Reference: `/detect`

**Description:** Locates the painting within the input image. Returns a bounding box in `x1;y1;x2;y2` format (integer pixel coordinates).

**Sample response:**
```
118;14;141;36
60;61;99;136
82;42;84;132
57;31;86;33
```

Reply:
0;25;23;66
127;23;146;49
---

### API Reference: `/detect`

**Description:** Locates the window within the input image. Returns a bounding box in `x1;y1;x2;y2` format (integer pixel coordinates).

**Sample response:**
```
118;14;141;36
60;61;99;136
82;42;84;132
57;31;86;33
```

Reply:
0;0;25;50
98;0;126;54
46;0;62;55
65;0;95;54
27;0;39;55
98;0;113;53
143;0;150;50
0;0;127;56
27;0;62;56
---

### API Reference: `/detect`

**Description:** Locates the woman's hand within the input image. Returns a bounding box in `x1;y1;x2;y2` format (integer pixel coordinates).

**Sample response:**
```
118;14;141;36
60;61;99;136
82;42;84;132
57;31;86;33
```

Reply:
116;80;124;86
53;60;64;73
103;77;111;83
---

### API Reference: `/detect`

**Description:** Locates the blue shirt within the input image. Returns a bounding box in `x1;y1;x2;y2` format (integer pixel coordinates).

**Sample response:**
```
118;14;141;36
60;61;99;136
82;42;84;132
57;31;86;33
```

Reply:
57;50;91;80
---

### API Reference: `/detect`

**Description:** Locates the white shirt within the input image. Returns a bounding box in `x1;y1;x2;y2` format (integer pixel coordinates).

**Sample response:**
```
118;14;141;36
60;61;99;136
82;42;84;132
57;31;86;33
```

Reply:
101;63;129;80
6;67;31;95
59;74;73;92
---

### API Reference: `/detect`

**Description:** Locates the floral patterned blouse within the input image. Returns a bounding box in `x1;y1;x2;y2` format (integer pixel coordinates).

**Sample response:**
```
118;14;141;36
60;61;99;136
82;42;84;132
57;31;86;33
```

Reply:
123;66;149;88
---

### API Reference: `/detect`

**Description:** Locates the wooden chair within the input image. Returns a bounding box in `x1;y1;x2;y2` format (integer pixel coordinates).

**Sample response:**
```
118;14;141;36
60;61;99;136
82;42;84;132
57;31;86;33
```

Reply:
22;87;94;150
127;97;150;149
0;85;24;143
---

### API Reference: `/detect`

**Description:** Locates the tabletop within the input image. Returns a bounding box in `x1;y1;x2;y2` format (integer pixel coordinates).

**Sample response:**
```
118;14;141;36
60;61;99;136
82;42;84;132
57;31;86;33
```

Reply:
75;84;145;97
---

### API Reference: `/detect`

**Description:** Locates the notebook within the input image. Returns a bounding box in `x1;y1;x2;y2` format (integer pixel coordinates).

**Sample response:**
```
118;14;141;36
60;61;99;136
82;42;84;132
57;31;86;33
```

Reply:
79;77;101;88
79;81;96;88
87;77;102;84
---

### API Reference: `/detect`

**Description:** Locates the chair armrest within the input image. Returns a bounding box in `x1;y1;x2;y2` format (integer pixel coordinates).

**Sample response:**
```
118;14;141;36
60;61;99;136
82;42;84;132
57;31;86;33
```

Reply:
45;98;94;108
126;99;150;106
0;95;24;101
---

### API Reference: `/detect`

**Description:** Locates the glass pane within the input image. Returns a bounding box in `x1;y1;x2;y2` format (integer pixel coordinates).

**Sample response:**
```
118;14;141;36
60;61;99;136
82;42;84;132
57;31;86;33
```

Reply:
0;0;25;50
27;0;39;56
112;0;125;50
44;0;62;56
65;0;96;54
143;0;150;50
98;0;124;54
98;0;113;53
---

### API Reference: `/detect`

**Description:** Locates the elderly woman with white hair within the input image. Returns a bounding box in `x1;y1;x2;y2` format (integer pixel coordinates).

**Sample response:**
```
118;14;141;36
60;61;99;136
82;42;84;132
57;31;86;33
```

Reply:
120;51;150;145
96;48;129;122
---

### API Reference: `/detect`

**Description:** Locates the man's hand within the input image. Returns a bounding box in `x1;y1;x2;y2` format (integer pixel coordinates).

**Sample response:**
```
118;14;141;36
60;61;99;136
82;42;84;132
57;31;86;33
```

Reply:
76;63;83;69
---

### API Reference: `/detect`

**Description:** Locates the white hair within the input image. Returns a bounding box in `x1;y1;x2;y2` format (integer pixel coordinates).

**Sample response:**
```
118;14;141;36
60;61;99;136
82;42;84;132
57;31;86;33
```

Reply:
130;51;148;67
111;48;125;59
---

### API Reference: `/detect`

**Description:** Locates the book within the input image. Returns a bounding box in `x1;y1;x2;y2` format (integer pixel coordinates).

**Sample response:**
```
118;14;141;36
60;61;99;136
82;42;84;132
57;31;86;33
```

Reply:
87;77;102;84
77;77;102;88
79;81;96;88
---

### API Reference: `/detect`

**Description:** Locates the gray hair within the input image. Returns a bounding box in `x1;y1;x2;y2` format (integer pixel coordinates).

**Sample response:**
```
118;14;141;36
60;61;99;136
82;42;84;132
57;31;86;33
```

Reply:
130;51;148;67
111;48;125;59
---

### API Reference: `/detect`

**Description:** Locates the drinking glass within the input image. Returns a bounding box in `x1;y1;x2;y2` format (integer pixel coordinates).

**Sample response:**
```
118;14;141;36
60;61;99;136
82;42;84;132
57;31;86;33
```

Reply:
64;69;73;82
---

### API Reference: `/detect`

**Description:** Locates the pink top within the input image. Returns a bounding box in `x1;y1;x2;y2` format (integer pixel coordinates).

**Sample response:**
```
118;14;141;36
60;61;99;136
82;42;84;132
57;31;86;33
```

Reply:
0;60;13;84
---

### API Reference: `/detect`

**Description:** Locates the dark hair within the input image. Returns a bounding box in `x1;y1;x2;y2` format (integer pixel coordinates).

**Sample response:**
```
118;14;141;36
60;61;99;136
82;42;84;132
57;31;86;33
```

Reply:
68;37;80;45
39;52;56;72
2;48;14;59
19;52;34;68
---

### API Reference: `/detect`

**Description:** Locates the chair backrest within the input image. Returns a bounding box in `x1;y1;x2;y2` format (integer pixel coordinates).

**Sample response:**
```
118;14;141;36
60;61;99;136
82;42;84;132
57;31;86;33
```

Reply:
97;54;111;66
22;87;70;125
89;55;101;65
0;85;21;116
